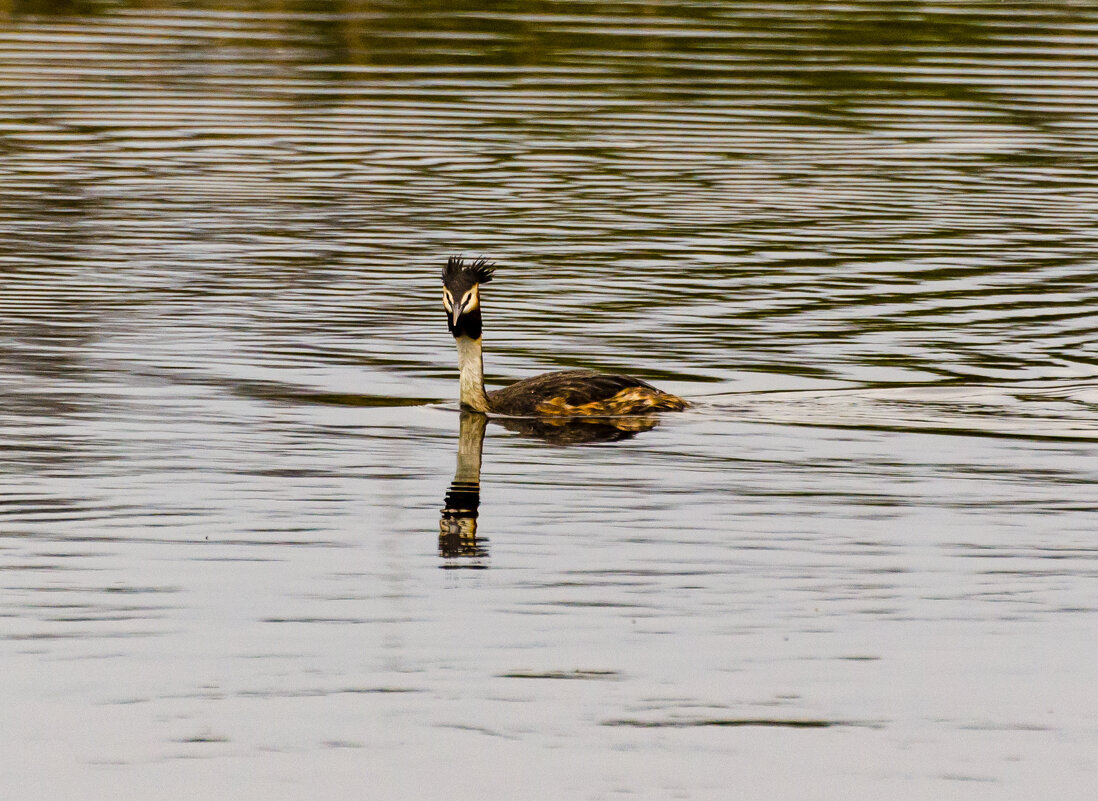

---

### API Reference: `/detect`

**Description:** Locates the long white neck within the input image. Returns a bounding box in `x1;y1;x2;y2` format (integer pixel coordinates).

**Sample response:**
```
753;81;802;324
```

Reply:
456;335;491;412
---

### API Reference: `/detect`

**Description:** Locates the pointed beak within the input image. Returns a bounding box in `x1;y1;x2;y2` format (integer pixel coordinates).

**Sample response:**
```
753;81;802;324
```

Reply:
451;304;463;327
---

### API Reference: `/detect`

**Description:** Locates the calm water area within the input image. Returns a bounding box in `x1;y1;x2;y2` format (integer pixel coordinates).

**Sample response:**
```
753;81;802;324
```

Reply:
2;0;1098;797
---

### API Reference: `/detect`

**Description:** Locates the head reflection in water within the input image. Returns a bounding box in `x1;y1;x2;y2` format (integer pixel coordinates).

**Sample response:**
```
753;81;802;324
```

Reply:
438;412;664;561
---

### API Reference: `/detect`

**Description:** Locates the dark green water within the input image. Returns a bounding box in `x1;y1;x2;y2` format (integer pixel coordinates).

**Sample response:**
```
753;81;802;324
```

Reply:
2;2;1097;798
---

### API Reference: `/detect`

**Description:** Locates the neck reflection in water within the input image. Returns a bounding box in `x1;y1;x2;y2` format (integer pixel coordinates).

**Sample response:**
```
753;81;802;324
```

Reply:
438;411;664;563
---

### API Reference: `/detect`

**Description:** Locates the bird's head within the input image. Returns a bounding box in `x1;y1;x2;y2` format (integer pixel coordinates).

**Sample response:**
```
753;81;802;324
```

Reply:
442;256;494;339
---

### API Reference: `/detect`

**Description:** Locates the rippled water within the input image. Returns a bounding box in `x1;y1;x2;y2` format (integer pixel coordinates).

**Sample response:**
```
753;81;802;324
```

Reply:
3;1;1098;798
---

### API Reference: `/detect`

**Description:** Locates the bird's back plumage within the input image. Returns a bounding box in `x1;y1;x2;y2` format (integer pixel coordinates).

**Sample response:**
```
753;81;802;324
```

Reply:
487;369;688;416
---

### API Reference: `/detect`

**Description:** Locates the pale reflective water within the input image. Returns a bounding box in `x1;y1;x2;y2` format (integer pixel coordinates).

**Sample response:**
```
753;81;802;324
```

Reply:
3;1;1098;798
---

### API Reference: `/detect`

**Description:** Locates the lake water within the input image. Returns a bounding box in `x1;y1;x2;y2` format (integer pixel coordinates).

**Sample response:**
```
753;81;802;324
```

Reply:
2;1;1097;798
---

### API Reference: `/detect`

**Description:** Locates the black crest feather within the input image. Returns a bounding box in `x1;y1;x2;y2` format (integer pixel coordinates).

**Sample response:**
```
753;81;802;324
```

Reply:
443;255;495;286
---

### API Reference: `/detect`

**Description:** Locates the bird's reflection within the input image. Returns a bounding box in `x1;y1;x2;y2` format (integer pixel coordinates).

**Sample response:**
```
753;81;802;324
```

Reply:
439;412;489;560
438;411;663;562
492;414;659;445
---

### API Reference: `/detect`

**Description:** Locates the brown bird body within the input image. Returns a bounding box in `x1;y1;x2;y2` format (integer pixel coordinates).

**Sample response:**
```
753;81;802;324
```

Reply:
487;369;687;416
442;257;689;417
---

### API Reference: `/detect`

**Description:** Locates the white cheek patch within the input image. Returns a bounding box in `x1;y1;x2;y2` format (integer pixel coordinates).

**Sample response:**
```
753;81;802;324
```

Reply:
462;288;480;312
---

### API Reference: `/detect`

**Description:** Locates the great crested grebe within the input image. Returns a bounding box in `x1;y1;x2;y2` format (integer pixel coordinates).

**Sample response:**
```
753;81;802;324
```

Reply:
442;256;689;416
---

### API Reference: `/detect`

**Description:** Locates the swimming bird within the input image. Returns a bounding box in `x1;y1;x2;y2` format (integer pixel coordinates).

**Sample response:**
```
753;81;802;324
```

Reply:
442;256;689;416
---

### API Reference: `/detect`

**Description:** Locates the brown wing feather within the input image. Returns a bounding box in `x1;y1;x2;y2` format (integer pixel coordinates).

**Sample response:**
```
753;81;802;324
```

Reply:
487;370;687;416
